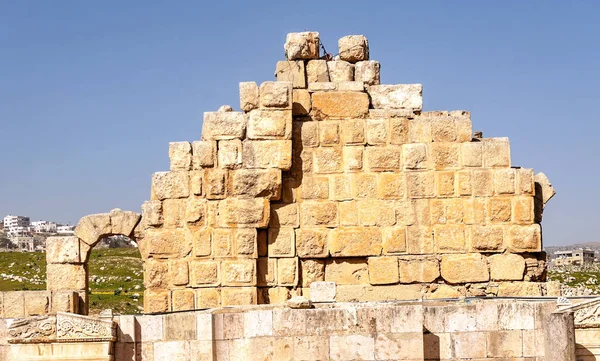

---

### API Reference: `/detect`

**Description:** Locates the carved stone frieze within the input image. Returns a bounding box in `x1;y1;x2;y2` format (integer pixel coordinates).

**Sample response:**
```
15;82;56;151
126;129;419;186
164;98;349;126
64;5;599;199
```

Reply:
7;315;57;344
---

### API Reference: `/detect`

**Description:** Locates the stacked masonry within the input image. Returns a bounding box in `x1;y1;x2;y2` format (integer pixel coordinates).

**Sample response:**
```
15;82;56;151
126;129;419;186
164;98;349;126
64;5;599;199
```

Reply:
138;32;553;313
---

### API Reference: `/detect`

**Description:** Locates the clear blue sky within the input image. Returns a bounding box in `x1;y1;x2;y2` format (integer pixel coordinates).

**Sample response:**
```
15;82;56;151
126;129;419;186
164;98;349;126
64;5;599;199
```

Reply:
0;1;598;246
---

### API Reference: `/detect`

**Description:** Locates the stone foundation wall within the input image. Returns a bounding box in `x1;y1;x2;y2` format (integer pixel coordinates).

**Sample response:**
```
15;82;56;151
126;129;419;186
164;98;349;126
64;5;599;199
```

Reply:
0;291;78;318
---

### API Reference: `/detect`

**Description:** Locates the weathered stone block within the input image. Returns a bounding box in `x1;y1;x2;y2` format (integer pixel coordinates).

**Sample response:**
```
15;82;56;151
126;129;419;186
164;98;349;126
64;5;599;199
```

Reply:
221;287;257;306
306;59;329;83
489;197;512;223
202;111;245;140
470;225;504;251
247;109;292;140
343;146;363;171
434;224;466;252
161;198;185;229
275;60;306;88
267;227;295;257
497;281;542;296
406;171;435;198
300;259;325;288
462;142;483;167
368;257;399;285
284;32;320;60
325;259;369;285
489;253;525;281
144;259;169;288
472;169;493;196
185;197;206;226
330;335;374;360
365;118;388;145
365;146;401;171
513;196;534;224
339;201;358;226
292;89;311;116
329;227;382;257
494;168;516;194
296;228;329;258
141;228;191;258
152;171;189;201
257;257;277;286
300;200;338;227
338;35;369;63
24;291;49;316
376;173;406;199
171;289;195;311
230;168;281;200
46;236;81;264
507;224;541;252
168;141;192;171
190;260;220;287
278;258;299;286
308;81;337;92
336;80;364;91
430;142;460;169
354;60;380;85
517;168;535;195
409;117;432;143
327;61;354;82
260;81;292;109
382;227;407;254
47;264;86;290
330;175;353;201
487;330;523;357
217;139;242;169
144;289;170;313
239;81;259;112
312;94;369;125
142;200;163;227
402;143;427;170
399;256;439;283
368;84;423;110
319;120;340;146
196;288;221;309
222;259;256;286
406;225;434;254
300;176;329;200
357;199;396;226
187;227;210;257
483;137;511;167
243;140;292;170
269;203;299;228
441;253;489;283
234;228;257;257
435;171;455;197
218;197;269;228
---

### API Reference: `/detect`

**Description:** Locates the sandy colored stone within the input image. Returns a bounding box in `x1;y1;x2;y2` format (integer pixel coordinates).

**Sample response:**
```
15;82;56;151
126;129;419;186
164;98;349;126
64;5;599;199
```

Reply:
172;289;195;311
144;289;170;313
470;225;504;251
243;140;292;170
365;146;401;171
161;199;185;229
338;35;369;63
257;257;277;286
507;224;541;252
514;196;534;223
319;120;340;145
142;200;163;227
75;213;111;246
343;146;363;172
368;84;423;110
308;81;337;92
239;81;259;112
406;171;435;198
269;203;299;228
221;287;257;306
217;139;242;169
376;173;405;199
489;253;525;281
434;225;466;252
497;282;542;297
144;260;169;288
483;137;511;167
260;81;292;109
203;168;226;199
368;257;399;285
301;259;325;287
335;284;423;302
402;143;427;170
300;201;338;227
296;228;329;258
329;226;382;257
325;259;369;285
222;259;256;286
152;171;190;201
190;260;220;287
327;60;354;82
47;264;86;290
311;91;369;120
365;118;388;145
357;199;396;226
462;142;483;167
435;171;455;197
46;236;81;264
285;32;320;60
306;59;329;82
267;227;295;257
275;60;306;88
278;258;299;286
330;175;353;201
517;168;535;195
399;256;439;283
292;89;311;116
406;225;434;254
187;227;210;257
382;227;407;254
169;259;189;286
355;60;380;85
430;142;460;169
535;172;556;205
168;141;192;171
337;80;364;91
141;228;191;258
218;197;269;228
494;168;516;194
489;197;512;222
472;169;493;196
196;288;221;309
24;291;50;316
247;109;292;140
441;253;489;283
201;111;245;140
456;170;472;196
229;168;281;200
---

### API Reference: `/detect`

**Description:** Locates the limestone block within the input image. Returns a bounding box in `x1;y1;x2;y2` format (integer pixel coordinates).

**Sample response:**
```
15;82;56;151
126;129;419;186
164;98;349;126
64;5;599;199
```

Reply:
431;116;460;143
343;146;363;171
247;109;292;140
382;227;407;254
267;227;295;257
296;228;329;258
300;200;338;227
311;91;369;120
284;32;320;60
222;259;256;286
184;198;206;226
142;200;163;227
336;284;423;302
517;168;535;195
293;121;318;149
376;173;406;199
487;330;523;357
470;225;504;251
355;60;380;85
196;288;221;309
168;141;192;172
453;111;473;141
257;257;276;286
144;260;169;288
462;142;483;167
507;224;541;252
299;176;329;200
239;81;259;112
399;256;439;283
211;228;233;257
292;89;311;116
190;260;220;287
368;257;399;285
339;201;358;226
389;117;409;145
329;227;382;257
455;170;471;196
309;281;336;302
191;141;215;169
46;236;81;264
336;80;364;91
144;289;170;313
269;203;299;228
51;291;78;314
162;199;185;228
406;226;434;254
330;335;375;360
494;168;516;194
435;171;455;197
366;118;388;145
440;253;489;283
308;81;337;92
278;258;299;286
235;228;257;257
306;59;329;83
483;137;511;167
169;259;189;286
152;171;190;200
202;111;246;140
489;253;525;281
260;81;292;109
275;60;306;88
189;227;211;257
368;84;423;111
301;259;325;287
3;292;24;318
375;332;423;360
513;196;534;223
243;140;292;170
402;143;428;170
472;169;493;196
24;291;49;316
365;147;401;171
47;264;86;290
434;225;466;252
216;139;242;169
430;142;460;169
172;289;195;311
319;120;340;146
218;197;269;228
338;35;369;63
535;172;556;205
221;287;257;306
408;117;433;143
325;258;369;285
489;197;512;222
406;171;435;198
497;282;542;296
357;199;396;226
75;213;111;246
230;168;281;200
190;170;204;197
142;228;191;258
327;61;354;82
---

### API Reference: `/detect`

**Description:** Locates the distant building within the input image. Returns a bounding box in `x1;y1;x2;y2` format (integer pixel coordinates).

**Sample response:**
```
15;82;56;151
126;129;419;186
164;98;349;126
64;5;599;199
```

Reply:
57;225;75;235
12;236;45;252
3;215;30;236
553;250;595;266
31;221;57;233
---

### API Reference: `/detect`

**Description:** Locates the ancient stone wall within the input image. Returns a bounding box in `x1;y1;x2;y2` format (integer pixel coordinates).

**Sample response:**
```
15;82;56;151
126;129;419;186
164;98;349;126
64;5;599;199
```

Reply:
0;291;78;318
135;31;555;313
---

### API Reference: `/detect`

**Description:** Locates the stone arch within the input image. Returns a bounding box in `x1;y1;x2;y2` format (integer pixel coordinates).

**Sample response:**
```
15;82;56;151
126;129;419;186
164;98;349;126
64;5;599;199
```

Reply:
46;209;141;315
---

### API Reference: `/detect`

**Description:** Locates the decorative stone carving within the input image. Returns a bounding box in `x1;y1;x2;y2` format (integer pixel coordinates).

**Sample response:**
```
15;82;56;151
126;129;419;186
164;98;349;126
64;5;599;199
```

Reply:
7;315;57;343
56;312;116;342
557;297;600;329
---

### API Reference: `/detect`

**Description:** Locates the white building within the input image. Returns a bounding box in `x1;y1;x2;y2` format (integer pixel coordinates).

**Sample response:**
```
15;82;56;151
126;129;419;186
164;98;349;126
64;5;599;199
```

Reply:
3;215;31;236
31;221;57;233
57;225;75;235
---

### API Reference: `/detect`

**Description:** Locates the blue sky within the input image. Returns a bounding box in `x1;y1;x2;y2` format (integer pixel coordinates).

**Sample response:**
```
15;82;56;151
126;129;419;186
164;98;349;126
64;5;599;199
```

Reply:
0;1;598;246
